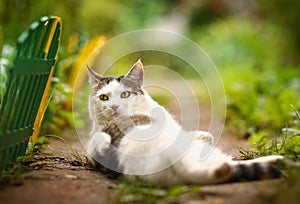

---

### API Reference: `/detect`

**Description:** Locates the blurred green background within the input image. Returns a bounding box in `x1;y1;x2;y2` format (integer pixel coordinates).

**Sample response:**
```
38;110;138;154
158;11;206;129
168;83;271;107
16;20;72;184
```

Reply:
1;0;300;140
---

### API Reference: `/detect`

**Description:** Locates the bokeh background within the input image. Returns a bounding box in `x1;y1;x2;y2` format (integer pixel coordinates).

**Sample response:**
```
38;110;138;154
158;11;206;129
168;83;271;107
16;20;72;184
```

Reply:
1;1;300;202
1;0;300;145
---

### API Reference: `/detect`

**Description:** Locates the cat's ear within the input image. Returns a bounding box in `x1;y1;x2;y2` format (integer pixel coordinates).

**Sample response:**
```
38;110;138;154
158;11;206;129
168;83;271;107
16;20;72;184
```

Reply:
87;66;102;90
125;59;144;86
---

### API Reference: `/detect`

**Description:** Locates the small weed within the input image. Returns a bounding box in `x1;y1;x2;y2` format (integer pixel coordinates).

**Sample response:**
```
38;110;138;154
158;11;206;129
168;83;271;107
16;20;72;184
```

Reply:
26;136;50;156
238;148;261;160
245;110;300;161
35;134;89;166
70;150;90;166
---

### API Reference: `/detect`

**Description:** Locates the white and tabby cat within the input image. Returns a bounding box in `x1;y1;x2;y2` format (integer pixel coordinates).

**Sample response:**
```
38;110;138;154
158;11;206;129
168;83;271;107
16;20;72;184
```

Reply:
87;60;283;187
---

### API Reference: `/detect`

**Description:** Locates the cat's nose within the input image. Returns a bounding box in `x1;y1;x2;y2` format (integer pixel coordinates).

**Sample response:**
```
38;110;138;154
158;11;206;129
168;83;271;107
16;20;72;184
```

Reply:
111;105;119;111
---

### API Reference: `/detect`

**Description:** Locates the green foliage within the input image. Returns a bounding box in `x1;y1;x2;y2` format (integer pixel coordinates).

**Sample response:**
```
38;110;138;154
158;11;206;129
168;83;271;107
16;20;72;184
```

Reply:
0;0;174;47
224;68;300;138
40;34;88;135
40;80;74;134
0;44;15;102
116;0;172;32
26;136;50;156
194;18;300;184
192;17;295;70
0;0;82;46
115;177;201;204
238;111;300;203
239;110;300;161
258;0;300;58
0;62;6;101
193;17;300;139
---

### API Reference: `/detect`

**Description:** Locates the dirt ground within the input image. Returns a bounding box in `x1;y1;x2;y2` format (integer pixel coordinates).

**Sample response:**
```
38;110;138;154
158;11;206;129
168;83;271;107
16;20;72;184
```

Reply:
0;125;284;204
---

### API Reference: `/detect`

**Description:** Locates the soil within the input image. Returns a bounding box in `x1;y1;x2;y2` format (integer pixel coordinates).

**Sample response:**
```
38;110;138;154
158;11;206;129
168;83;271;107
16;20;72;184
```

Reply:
0;131;115;204
0;104;283;204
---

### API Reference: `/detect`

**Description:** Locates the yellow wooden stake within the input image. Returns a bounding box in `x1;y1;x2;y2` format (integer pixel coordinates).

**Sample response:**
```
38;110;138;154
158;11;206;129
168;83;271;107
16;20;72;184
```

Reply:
30;17;62;143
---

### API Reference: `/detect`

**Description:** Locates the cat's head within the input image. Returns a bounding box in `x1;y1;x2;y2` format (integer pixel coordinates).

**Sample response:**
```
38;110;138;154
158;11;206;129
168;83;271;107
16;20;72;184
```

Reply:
88;59;151;121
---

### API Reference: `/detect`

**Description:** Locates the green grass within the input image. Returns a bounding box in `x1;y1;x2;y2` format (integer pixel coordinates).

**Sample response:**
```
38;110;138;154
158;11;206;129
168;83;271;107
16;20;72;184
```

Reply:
237;109;300;161
224;68;300;138
114;177;201;204
237;110;300;203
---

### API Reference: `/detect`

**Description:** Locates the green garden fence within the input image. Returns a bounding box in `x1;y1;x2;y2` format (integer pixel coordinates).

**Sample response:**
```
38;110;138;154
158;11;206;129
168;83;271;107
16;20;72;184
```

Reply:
0;16;62;172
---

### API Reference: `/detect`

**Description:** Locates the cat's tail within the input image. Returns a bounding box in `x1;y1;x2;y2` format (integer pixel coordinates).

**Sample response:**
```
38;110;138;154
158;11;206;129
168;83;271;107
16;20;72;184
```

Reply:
227;155;283;182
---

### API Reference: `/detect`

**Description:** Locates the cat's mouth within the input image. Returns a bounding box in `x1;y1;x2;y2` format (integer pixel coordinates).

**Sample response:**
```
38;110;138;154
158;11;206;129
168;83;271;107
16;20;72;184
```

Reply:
112;111;119;116
111;109;120;117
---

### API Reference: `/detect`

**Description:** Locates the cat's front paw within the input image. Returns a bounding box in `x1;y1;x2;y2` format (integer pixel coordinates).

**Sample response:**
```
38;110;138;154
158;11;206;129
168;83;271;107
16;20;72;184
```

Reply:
195;131;214;145
87;132;111;158
98;134;111;156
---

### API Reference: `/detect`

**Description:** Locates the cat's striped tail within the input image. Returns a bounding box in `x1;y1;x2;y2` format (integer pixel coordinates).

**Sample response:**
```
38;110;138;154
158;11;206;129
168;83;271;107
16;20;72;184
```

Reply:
228;155;283;182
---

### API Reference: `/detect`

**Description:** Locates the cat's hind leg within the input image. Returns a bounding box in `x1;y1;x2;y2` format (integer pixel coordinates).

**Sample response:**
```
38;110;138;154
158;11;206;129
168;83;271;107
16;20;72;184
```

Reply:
170;144;233;185
171;159;233;185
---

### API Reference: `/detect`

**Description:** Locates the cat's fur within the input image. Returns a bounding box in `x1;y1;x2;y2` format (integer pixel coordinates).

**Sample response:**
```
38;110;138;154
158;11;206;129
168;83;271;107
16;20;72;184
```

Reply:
87;59;283;187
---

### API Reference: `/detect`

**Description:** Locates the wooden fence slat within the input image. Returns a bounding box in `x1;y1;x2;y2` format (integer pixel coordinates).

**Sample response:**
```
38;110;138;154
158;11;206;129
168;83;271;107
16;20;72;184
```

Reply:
0;16;62;171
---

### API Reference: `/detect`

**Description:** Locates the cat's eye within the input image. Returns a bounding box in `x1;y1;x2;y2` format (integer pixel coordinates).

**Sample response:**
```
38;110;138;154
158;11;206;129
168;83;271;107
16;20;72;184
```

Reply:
120;91;131;98
99;94;109;101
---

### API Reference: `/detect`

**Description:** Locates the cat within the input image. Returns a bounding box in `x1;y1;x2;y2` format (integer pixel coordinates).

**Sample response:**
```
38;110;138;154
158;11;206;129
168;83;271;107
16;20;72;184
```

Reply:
86;59;283;187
